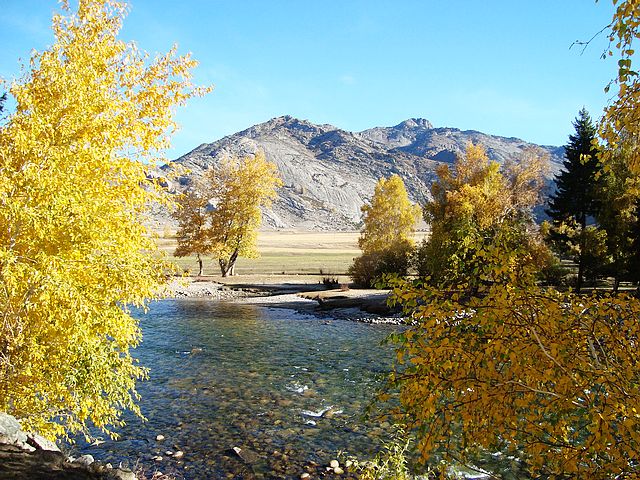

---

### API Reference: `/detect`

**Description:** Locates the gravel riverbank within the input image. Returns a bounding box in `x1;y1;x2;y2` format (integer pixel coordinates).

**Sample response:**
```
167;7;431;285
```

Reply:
165;278;405;324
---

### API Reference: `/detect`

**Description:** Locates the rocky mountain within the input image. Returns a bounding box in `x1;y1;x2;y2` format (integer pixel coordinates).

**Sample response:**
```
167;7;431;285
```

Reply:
164;116;564;231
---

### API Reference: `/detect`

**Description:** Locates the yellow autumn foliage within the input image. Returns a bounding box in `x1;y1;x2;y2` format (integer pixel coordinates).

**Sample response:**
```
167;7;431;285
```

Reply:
204;152;282;277
358;175;421;255
350;175;420;287
173;187;211;276
418;143;550;290
600;0;640;174
387;279;640;478
387;138;640;477
0;0;206;439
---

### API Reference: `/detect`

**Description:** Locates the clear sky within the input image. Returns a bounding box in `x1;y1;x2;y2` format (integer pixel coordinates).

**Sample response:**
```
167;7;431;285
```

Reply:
0;1;619;159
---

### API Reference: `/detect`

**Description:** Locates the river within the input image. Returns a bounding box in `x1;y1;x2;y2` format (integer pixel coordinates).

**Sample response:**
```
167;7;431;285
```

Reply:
70;299;400;479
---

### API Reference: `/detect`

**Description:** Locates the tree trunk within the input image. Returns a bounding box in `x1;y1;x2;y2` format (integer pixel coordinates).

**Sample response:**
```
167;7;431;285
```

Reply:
219;258;229;277
613;275;620;293
576;214;586;294
219;250;239;277
227;250;239;277
197;254;204;277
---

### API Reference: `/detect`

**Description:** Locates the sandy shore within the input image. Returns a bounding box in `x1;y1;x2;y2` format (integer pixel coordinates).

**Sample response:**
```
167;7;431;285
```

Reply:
164;277;405;324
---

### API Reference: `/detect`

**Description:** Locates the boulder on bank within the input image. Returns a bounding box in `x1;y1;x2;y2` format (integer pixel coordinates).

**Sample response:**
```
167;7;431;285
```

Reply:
0;412;136;480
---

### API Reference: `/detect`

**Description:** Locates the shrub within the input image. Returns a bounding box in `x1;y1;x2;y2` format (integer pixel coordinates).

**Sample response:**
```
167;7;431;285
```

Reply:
349;241;413;288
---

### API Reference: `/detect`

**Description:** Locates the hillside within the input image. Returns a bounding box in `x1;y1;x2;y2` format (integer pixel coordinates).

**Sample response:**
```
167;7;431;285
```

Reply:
162;116;564;231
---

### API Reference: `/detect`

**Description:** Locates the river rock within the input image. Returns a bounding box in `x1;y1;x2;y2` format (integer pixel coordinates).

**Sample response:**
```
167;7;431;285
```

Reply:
329;459;339;468
26;433;59;452
108;469;137;480
0;412;28;446
74;454;95;466
228;445;260;465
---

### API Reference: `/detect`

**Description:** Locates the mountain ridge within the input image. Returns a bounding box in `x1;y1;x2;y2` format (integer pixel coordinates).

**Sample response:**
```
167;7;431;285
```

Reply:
164;116;564;231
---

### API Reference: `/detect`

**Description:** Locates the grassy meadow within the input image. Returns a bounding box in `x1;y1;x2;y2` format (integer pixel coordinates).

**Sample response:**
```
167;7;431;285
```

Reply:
155;230;428;284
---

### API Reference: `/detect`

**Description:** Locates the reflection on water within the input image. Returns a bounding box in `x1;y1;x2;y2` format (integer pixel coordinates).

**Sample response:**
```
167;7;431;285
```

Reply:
71;299;399;479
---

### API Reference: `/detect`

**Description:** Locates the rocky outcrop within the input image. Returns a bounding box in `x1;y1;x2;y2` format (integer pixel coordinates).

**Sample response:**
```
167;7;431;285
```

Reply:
159;116;564;231
0;412;136;480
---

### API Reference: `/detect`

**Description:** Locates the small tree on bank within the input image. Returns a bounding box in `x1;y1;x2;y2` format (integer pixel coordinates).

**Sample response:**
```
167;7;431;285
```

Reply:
173;188;210;276
349;175;420;287
205;152;282;277
415;143;550;292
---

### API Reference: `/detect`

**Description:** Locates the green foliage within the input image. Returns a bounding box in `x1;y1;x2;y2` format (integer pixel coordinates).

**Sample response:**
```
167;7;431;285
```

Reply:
593;139;640;289
546;109;601;225
345;428;414;480
546;109;604;292
348;240;413;288
545;220;610;285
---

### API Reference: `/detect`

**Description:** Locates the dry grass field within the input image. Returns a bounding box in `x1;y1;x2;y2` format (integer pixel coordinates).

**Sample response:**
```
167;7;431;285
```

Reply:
155;230;428;284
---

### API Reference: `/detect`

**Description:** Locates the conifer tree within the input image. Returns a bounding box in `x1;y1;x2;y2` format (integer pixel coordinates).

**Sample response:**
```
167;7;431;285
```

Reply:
546;109;602;292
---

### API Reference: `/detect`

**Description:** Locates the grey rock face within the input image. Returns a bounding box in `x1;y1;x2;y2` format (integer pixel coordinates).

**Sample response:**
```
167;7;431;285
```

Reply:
0;412;28;446
165;116;563;231
0;412;141;480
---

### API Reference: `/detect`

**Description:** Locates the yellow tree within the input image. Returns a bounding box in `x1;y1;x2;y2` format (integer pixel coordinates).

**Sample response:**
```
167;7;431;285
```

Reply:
205;152;282;277
0;0;206;439
417;143;550;290
385;145;640;477
387;279;640;479
359;175;421;254
349;175;420;287
600;0;640;175
173;187;210;276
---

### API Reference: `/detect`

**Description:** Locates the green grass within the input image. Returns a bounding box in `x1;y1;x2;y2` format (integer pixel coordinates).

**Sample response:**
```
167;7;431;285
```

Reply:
156;231;364;279
156;230;429;281
169;250;356;277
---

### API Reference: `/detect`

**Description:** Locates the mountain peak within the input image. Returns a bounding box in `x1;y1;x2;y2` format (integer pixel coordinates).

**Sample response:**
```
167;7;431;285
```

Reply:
394;118;433;130
171;116;564;231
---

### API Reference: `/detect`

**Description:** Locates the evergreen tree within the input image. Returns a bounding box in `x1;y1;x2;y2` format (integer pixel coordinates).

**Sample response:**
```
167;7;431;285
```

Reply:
546;108;602;292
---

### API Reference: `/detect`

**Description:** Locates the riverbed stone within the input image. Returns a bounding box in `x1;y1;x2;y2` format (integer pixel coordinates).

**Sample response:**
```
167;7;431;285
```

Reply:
0;412;28;446
107;468;137;480
27;433;59;452
74;454;95;466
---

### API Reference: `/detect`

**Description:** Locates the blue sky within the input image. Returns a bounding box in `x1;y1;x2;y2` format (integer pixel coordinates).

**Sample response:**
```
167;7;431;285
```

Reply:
0;1;618;159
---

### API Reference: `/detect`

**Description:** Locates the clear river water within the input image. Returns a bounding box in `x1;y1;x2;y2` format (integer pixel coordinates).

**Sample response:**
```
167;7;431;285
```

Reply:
70;299;400;479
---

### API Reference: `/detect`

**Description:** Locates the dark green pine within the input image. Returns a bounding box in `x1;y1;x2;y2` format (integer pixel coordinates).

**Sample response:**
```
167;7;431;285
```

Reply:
546;108;600;228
